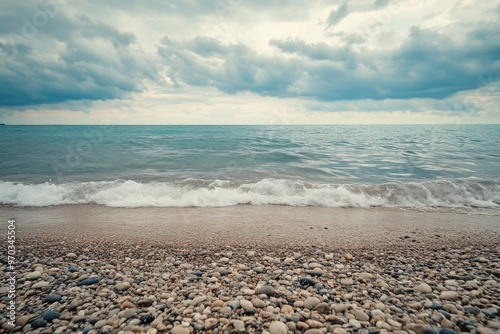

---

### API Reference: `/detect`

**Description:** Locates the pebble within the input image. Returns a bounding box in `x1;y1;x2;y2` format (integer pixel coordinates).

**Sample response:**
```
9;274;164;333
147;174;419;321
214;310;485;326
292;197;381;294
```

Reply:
190;295;207;306
304;329;324;334
415;283;432;293
43;294;62;302
258;285;275;296
269;321;288;334
122;309;136;319
344;253;353;260
32;281;49;289
205;318;218;329
354;309;370;321
439;291;458;300
341;278;354;285
41;309;61;322
31;318;48;328
234;320;245;332
423;328;440;334
439;329;457;334
240;299;254;311
25;271;42;280
11;236;500;334
77;276;102;286
349;319;362;328
171;325;190;334
115;281;131;291
304;296;321;309
94;320;106;329
476;326;496;334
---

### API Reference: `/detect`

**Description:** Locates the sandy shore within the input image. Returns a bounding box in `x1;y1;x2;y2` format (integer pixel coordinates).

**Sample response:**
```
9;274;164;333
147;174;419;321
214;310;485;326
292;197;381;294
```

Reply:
2;205;500;249
0;205;499;333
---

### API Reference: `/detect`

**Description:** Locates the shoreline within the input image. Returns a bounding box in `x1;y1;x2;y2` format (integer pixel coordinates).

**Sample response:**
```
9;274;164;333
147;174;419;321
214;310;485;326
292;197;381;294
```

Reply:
1;205;499;333
1;204;499;250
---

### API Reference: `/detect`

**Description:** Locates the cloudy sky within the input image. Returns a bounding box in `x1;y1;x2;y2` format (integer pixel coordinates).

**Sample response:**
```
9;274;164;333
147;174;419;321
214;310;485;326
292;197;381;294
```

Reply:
0;0;499;124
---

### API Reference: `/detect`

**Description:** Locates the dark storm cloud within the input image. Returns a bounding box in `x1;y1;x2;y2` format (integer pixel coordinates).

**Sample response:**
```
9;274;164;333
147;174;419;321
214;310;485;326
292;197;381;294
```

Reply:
159;21;500;101
0;0;499;108
0;1;157;107
158;36;298;96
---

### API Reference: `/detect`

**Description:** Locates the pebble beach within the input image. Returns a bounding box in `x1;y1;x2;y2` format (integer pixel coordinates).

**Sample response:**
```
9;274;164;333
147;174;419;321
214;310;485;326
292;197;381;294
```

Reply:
1;206;499;334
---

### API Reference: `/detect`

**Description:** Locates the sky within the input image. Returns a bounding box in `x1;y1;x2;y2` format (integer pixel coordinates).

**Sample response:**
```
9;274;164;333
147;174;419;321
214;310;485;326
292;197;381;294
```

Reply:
0;0;499;124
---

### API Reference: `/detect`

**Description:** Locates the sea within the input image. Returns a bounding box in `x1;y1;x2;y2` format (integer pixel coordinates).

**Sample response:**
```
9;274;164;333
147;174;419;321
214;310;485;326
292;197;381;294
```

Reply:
1;125;499;211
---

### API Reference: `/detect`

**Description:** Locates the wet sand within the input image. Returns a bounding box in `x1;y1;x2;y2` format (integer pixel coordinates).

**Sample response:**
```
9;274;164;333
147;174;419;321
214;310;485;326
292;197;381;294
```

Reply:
1;205;499;250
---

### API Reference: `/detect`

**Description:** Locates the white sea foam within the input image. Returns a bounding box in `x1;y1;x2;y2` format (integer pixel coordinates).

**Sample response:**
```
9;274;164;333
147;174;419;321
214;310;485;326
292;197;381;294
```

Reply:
0;178;499;208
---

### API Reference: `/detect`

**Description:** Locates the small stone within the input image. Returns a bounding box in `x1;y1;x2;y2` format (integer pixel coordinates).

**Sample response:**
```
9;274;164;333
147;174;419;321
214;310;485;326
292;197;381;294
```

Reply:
307;268;324;276
258;285;275;296
141;315;155;324
467;306;480;315
43;294;62;302
234;320;245;332
67;299;83;311
304;297;321;309
16;315;31;327
252;298;266;308
122;309;136;319
439;291;458;300
299;277;317;286
94;320;107;329
439;329;457;334
240;299;254;311
32;281;49;289
415;283;432;293
423;328;440;334
341;278;354;286
25;271;42;280
476;326;496;334
315;302;329;314
354;309;370;321
115;282;131;291
344;253;353;260
443;303;458;314
334;329;347;334
190;295;207;306
205;318;218;329
137;299;153;307
31;318;48;328
66;252;77;258
82;325;93;334
41;310;61;322
349;319;362;328
220;306;232;314
269;321;288;334
408;301;422;309
171;325;190;334
78;276;102;286
358;272;375;280
247;251;255;257
304;330;323;334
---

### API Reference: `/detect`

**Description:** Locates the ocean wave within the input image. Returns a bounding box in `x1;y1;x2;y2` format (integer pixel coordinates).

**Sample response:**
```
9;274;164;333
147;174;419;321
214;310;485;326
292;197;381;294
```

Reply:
0;178;499;208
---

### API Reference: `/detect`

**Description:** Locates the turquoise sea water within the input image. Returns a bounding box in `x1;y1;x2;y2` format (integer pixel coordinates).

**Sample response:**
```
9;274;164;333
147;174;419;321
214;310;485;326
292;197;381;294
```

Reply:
1;125;499;208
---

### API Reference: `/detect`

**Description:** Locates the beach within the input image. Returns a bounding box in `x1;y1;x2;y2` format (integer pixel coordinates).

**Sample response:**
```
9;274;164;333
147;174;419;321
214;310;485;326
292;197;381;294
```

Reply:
1;206;499;333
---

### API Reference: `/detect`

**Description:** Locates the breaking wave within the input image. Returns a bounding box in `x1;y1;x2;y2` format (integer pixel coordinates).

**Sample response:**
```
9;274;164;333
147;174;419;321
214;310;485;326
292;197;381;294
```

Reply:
1;178;499;209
